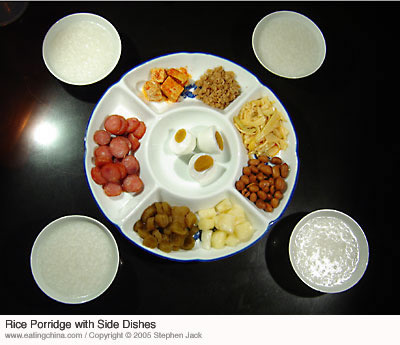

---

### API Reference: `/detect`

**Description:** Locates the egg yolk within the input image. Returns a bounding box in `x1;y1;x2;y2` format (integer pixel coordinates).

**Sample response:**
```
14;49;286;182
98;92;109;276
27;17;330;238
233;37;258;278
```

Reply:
174;129;186;143
194;155;214;172
215;131;224;151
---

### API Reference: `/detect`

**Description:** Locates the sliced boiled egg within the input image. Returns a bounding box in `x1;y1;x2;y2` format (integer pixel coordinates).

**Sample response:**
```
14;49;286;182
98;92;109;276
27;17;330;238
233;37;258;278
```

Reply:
188;153;220;186
197;126;224;154
169;128;196;155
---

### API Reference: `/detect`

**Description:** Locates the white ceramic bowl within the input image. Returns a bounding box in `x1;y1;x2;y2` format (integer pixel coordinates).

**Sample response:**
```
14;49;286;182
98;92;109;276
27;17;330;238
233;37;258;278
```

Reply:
31;215;119;304
42;13;121;85
252;11;326;78
289;209;369;293
84;52;299;262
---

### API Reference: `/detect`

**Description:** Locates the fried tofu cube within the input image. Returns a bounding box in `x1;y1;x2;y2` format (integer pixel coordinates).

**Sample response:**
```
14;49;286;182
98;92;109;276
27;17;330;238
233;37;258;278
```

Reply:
160;76;184;102
143;80;165;102
150;68;167;84
167;68;189;85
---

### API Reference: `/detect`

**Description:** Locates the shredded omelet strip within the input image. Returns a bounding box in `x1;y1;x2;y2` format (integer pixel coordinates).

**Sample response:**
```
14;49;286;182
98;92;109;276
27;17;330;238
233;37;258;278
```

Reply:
233;96;289;158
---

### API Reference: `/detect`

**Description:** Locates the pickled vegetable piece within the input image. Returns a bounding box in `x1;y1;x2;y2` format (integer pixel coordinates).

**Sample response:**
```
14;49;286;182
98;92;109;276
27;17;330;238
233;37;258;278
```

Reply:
152;229;162;242
146;217;156;231
143;235;158;249
170;233;185;247
138;228;150;239
161;202;172;215
141;204;156;222
159;240;173;253
134;220;144;232
189;225;199;236
155;213;169;228
182;236;195;250
185;211;198;228
169;222;188;236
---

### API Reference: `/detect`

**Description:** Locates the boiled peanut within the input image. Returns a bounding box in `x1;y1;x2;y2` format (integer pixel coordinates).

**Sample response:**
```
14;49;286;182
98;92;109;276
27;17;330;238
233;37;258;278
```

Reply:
271;198;280;208
275;177;286;192
235;180;245;191
248;184;259;193
258;155;269;163
243;166;251;175
259;164;272;176
272;165;281;178
274;191;283;200
248;158;260;166
257;190;267;201
271;157;282;165
280;163;289;178
249;193;257;202
255;199;266;209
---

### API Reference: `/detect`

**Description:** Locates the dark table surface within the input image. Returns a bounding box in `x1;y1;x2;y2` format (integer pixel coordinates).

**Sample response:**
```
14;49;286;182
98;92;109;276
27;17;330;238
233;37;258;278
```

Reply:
1;1;392;315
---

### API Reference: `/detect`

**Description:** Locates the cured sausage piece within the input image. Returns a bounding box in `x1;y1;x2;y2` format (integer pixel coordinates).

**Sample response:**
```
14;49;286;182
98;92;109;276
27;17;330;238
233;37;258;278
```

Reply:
94;145;113;167
116;118;128;135
93;130;111;145
104;115;124;135
133;121;146;139
121;155;140;175
127;133;140;153
126;117;140;133
114;162;127;180
122;174;144;194
91;166;107;185
103;182;123;197
100;163;121;183
109;136;130;159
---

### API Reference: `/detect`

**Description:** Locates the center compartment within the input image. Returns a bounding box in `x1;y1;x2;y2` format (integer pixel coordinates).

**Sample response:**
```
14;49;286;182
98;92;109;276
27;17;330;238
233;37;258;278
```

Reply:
146;106;243;199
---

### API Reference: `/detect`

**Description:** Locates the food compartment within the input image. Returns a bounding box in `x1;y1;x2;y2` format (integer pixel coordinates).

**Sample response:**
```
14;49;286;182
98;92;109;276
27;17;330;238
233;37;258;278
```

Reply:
85;84;158;223
229;85;299;221
145;106;242;199
121;52;260;116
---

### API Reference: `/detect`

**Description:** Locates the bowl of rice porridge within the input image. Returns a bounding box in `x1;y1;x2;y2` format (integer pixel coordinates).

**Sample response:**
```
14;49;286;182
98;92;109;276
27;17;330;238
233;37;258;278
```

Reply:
289;209;369;293
30;215;119;304
42;13;121;85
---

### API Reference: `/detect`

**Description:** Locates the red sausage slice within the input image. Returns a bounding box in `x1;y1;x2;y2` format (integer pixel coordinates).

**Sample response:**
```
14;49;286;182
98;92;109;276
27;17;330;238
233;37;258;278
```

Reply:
93;130;111;145
100;163;121;183
126;117;140;133
122;174;144;194
109;136;130;159
94;145;113;167
116;118;128;135
104;115;124;135
114;162;127;180
91;166;107;185
121;155;140;175
103;182;123;197
133;121;146;139
127;133;140;153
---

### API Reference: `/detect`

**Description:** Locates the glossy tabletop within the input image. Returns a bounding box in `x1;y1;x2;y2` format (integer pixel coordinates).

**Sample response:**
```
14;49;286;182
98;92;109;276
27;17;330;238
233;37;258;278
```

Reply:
1;1;391;314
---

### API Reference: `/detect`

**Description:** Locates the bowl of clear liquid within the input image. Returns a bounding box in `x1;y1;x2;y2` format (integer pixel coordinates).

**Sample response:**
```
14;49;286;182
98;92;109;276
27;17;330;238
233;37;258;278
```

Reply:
42;13;121;85
289;209;369;293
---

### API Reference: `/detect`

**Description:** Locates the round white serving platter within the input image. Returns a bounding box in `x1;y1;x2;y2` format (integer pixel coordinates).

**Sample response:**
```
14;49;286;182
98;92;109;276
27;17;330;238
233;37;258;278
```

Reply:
31;215;119;303
42;12;121;85
84;52;299;261
289;209;369;293
252;11;326;78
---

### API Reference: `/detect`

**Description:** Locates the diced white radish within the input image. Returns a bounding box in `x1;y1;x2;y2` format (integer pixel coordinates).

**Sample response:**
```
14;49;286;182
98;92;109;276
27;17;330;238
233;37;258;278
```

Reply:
214;213;235;233
211;230;226;249
225;233;240;247
198;208;217;219
198;217;215;231
215;198;232;213
235;221;254;242
201;230;213;250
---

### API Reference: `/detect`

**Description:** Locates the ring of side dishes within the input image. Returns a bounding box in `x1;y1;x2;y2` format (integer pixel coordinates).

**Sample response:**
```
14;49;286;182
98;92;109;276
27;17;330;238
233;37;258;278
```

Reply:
84;52;299;261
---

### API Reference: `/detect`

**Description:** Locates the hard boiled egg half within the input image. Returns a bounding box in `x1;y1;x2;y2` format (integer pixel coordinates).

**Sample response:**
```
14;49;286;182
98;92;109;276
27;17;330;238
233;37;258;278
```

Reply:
169;128;196;155
197;126;224;154
188;153;220;186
